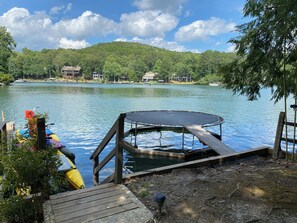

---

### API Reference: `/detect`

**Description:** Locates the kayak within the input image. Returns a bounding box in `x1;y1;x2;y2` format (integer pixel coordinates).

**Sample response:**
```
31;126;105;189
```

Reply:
16;128;85;190
57;150;85;190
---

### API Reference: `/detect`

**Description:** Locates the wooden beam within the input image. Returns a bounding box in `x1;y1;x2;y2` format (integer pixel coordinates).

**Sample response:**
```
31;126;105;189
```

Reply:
90;121;117;159
273;112;285;158
123;141;185;159
115;113;125;184
281;137;297;144
37;118;46;150
285;121;296;127
94;148;115;175
6;122;14;152
185;124;234;155
123;146;271;180
102;173;115;184
93;156;99;185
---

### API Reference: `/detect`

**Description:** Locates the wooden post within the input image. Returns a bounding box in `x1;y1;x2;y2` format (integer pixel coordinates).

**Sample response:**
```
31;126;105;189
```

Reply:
114;113;126;184
6;122;14;152
0;122;6;156
93;156;99;185
273;112;285;158
36;118;46;150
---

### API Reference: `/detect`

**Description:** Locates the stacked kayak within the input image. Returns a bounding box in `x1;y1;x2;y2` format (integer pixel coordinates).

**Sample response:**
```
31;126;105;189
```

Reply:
17;128;85;190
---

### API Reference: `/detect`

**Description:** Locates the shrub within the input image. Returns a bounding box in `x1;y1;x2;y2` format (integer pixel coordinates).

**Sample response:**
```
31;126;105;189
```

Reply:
0;142;65;222
0;73;14;85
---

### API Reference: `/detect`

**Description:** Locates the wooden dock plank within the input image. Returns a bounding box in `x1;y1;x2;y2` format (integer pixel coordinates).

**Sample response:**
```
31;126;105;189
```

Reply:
59;202;139;223
44;183;153;223
185;124;234;155
51;188;124;210
53;193;129;215
50;184;120;205
50;182;115;200
55;198;136;222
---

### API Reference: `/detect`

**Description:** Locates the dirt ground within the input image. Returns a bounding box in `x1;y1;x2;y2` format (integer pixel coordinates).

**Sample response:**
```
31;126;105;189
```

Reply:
125;156;297;223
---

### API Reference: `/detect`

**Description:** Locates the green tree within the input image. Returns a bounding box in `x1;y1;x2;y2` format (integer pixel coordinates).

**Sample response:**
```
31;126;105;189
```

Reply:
103;56;122;82
128;59;148;82
8;53;24;78
222;0;297;102
0;73;14;85
153;58;172;82
22;49;46;79
0;27;16;73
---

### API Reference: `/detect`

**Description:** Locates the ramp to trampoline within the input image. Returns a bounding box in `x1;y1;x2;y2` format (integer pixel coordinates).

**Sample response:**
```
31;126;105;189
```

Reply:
185;125;234;155
125;110;235;156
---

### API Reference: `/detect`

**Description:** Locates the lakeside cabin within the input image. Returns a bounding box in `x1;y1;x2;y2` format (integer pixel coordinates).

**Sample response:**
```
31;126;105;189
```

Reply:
92;72;103;80
142;71;157;82
61;66;82;79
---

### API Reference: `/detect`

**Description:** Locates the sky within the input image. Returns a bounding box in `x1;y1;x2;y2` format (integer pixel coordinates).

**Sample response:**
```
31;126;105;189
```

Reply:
0;0;247;53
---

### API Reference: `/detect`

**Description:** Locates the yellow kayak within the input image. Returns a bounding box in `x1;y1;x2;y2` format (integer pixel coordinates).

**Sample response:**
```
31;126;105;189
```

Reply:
16;129;85;190
57;150;85;190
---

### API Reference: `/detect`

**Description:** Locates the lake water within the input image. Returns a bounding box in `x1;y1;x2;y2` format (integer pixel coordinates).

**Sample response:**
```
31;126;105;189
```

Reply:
0;82;294;187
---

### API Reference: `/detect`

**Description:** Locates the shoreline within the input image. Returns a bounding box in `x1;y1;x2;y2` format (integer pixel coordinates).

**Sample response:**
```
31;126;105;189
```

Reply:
13;79;221;86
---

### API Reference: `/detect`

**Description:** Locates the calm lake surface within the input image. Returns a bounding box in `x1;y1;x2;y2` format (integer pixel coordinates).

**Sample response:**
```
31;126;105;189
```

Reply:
0;82;293;187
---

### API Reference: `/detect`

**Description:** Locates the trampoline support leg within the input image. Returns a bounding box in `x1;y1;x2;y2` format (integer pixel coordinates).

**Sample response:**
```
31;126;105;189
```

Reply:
134;123;138;148
220;124;222;141
182;127;185;150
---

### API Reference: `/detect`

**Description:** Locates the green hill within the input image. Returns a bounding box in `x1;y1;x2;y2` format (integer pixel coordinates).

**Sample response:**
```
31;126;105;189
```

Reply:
8;41;235;83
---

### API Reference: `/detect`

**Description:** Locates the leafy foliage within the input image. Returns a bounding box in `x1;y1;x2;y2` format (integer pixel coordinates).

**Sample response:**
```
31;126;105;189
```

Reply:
222;0;297;102
7;41;235;84
0;73;14;85
0;26;16;73
0;122;65;222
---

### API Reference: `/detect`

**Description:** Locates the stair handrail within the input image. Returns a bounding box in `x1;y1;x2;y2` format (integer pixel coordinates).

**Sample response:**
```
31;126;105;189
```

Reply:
90;113;126;185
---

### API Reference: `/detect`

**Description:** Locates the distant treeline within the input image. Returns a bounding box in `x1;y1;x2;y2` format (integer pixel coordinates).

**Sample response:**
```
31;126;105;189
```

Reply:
8;42;235;83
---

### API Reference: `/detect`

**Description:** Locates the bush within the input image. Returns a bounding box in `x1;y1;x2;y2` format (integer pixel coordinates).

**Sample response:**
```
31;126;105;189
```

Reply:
0;143;65;222
0;73;14;85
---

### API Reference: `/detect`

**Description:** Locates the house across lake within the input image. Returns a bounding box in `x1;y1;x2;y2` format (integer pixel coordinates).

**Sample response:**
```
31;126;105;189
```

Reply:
61;66;82;79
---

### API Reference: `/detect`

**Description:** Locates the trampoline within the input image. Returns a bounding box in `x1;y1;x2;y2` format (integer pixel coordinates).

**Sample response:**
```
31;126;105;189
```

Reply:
125;110;224;127
123;110;228;159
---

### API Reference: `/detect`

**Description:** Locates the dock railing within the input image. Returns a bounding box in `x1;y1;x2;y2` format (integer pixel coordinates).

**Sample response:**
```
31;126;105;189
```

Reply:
90;113;126;185
0;121;14;152
274;111;297;158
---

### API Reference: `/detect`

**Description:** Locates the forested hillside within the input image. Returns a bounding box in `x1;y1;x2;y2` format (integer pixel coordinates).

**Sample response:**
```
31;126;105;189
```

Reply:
8;42;235;83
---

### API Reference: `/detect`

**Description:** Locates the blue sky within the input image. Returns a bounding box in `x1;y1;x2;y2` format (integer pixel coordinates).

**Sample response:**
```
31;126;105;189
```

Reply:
0;0;246;52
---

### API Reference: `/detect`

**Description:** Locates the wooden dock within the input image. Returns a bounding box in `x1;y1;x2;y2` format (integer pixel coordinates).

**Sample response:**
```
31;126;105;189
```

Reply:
43;183;153;223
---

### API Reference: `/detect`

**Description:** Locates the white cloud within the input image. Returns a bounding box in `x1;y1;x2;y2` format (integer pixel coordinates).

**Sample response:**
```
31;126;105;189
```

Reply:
50;5;65;15
58;38;89;49
120;10;178;37
133;0;187;15
54;11;117;38
64;3;72;13
0;7;116;50
175;17;236;42
1;7;178;50
50;3;72;15
0;8;55;49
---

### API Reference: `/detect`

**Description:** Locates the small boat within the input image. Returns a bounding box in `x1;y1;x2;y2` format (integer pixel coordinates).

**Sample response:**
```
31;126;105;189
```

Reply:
209;83;220;86
14;79;26;83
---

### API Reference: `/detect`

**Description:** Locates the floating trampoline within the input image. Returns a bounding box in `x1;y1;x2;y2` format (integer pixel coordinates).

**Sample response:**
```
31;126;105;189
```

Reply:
123;110;233;160
125;110;224;127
